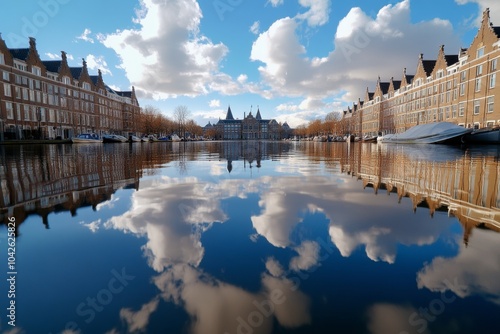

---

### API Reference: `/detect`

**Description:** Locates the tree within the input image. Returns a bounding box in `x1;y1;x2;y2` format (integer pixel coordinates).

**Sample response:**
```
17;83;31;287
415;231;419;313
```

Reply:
173;105;191;138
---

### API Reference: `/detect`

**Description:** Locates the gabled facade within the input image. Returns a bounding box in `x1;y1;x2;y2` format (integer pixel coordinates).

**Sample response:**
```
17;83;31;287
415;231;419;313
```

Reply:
216;106;284;140
346;8;500;137
0;36;140;140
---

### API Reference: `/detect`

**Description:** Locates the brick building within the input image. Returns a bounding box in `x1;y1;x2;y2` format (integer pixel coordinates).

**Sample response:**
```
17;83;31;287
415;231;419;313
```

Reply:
215;106;284;140
0;36;140;140
345;8;500;137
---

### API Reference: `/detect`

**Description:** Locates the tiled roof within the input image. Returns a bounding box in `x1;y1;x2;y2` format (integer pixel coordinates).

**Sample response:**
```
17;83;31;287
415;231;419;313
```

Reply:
423;60;436;76
9;48;29;61
445;55;459;66
70;67;82;80
42;60;62;73
89;75;99;85
392;80;402;90
380;82;390;94
493;26;500;37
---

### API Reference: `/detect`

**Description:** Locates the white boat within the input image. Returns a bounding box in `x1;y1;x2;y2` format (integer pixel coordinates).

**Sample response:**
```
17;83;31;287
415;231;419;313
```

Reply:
147;135;160;142
313;135;327;142
129;135;142;142
102;134;128;143
171;134;181;142
71;133;101;144
378;122;472;144
463;127;500;144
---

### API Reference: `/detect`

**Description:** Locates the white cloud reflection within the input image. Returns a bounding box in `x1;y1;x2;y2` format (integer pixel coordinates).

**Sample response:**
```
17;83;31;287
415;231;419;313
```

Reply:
417;229;500;305
152;263;310;334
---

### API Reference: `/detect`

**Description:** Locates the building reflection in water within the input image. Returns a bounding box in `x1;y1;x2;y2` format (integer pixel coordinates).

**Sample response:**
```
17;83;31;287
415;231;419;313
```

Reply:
330;142;500;246
1;141;499;246
0;144;142;232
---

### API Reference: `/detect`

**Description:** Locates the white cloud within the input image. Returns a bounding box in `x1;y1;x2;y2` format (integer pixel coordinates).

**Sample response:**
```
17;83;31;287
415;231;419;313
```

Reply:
100;0;236;99
153;263;310;334
250;0;462;104
80;219;101;233
209;99;221;108
120;298;159;333
76;28;94;43
455;0;500;24
85;54;112;76
267;0;284;7
417;229;500;305
250;21;260;35
289;240;319;271
45;52;60;59
297;0;331;27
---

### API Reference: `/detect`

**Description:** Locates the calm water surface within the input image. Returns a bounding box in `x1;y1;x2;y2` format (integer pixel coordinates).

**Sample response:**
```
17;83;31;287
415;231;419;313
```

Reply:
1;141;499;334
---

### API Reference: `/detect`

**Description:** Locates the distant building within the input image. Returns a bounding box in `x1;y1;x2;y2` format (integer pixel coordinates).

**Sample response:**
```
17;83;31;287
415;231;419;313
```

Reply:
0;36;140;140
344;8;500;137
215;106;283;140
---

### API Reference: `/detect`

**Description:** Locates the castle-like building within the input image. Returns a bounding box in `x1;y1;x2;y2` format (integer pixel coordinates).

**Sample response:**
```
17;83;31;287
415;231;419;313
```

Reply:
0;36;140;140
344;8;500;137
209;106;291;140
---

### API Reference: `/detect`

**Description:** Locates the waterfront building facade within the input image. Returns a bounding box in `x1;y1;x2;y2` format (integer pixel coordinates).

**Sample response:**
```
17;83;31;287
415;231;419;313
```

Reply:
215;106;284;140
345;8;500;137
0;36;140;140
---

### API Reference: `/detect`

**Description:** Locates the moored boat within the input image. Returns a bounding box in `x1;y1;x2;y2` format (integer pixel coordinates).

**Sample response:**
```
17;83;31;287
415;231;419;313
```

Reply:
71;133;101;144
171;134;182;142
378;122;472;144
463;127;500;144
129;135;142;142
102;134;128;143
361;135;377;143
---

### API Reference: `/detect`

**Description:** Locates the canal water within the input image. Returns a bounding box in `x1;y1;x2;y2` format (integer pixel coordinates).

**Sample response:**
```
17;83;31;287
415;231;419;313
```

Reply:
0;141;499;334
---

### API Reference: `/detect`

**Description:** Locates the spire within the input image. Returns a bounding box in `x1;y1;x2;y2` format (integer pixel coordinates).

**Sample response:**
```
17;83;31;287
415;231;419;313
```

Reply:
225;105;234;120
256;107;262;120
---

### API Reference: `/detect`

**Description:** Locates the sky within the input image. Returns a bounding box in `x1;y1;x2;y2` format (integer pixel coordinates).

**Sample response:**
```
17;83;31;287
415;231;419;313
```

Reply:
1;0;500;128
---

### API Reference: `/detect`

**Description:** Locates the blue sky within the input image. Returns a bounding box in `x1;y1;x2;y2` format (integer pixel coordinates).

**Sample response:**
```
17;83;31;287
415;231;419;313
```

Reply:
1;0;498;127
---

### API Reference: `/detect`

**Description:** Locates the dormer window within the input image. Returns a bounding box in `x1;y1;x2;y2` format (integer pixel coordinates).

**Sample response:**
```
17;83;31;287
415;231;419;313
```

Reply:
14;61;27;71
62;76;71;85
32;66;41;76
82;82;91;90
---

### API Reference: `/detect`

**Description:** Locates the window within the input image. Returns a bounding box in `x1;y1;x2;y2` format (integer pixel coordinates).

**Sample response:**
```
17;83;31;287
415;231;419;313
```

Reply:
32;66;41;76
477;46;484;58
460;83;465;96
473;100;480;115
459;102;465;116
460;71;466;82
3;83;11;97
0;53;4;64
6;102;13;119
2;71;9;81
476;64;483;76
82;82;91;90
62;76;71;85
452;105;457;118
491;59;497;71
475;78;481;92
24;105;30;120
490;73;496;88
487;96;494;113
